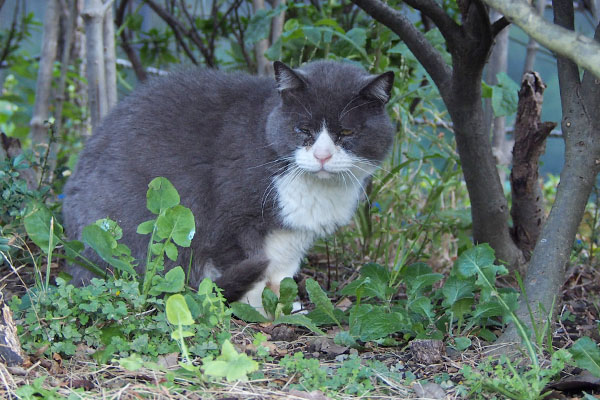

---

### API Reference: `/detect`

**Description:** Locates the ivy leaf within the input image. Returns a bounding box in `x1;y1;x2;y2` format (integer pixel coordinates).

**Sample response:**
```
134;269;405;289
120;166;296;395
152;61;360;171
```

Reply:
147;177;180;215
202;339;258;381
230;302;269;323
570;337;600;377
306;278;340;326
165;294;194;326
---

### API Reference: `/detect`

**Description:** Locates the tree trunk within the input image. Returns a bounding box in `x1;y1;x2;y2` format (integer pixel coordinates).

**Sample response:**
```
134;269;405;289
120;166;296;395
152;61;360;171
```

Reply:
82;0;108;129
30;0;60;145
484;10;511;183
103;0;117;110
510;72;555;258
252;0;271;76
498;2;600;345
271;0;286;45
53;0;78;167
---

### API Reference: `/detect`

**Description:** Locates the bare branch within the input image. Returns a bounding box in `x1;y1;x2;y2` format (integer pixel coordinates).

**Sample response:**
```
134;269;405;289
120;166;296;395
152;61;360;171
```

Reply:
403;0;461;44
491;16;511;35
143;0;199;65
116;0;147;81
482;0;600;79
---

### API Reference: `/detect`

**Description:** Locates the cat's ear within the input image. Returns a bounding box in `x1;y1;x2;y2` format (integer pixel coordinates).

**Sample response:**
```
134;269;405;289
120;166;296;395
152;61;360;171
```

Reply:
273;61;306;92
359;71;395;104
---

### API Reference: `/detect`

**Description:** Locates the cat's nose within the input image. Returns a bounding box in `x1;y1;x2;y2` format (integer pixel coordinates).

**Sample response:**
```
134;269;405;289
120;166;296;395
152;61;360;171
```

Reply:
314;151;332;165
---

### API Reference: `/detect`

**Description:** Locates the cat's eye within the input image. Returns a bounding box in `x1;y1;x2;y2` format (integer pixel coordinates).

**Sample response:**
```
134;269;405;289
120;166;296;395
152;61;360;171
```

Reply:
294;126;311;135
340;129;354;136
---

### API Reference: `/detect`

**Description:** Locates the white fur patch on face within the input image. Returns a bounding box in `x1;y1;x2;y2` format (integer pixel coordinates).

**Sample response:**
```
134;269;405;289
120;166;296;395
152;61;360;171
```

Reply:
240;229;313;316
275;123;376;235
294;124;355;176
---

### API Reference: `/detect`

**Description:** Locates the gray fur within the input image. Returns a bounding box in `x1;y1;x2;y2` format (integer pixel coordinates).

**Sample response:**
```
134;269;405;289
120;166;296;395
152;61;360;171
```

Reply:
63;60;394;300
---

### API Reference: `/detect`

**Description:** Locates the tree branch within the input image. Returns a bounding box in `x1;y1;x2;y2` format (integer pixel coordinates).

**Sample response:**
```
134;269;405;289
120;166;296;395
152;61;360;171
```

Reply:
116;0;147;81
143;0;199;65
481;0;600;79
351;0;452;98
491;16;511;35
402;0;461;44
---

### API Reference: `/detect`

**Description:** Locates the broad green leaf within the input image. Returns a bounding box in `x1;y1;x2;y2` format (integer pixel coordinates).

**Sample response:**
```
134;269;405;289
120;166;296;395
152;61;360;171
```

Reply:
136;220;155;235
442;276;475;307
147;177;180;215
166;294;194;325
453;337;472;351
82;224;136;275
334;331;358;347
570;337;600;377
306;278;339;326
151;266;185;295
115;353;144;371
349;304;406;341
95;218;122;240
230;302;269;323
306;307;347;326
244;3;287;46
23;202;63;254
472;300;505;319
156;205;195;247
273;314;325;335
262;287;278;317
491;72;519;117
408;296;435;321
171;330;194;340
341;263;391;300
202;340;258;381
278;277;298;315
406;273;444;298
164;241;178;261
456;244;496;279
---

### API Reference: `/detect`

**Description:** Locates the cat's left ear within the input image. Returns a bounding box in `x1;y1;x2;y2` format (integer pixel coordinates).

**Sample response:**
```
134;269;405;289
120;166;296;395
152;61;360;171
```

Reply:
273;61;306;92
359;71;395;104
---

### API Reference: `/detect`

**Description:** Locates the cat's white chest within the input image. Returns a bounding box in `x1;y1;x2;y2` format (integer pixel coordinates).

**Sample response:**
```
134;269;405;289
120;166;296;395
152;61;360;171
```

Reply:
274;173;362;236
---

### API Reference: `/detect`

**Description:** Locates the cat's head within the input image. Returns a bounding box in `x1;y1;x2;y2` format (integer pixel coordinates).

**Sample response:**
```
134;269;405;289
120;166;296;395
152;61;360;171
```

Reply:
266;61;394;182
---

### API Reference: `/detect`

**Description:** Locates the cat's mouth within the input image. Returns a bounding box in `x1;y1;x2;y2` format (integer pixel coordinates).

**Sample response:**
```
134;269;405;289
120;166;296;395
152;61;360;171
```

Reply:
315;170;332;179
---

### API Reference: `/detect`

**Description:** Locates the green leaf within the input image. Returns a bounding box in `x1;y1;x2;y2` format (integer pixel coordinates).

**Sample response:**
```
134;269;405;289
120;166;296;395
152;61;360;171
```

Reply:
156;205;195;247
147;177;180;215
273;314;325;335
349;305;407;341
278;277;298;315
166;294;195;326
442;276;475;307
570;337;600;377
82;224;136;275
406;273;444;298
453;337;472;351
95;218;122;240
230;302;269;323
164;241;178;261
262;287;278;317
341;263;390;300
408;296;435;321
306;278;340;326
23;201;63;254
491;72;519;117
115;353;144;371
202;340;258;381
150;266;185;295
136;220;155;235
472;300;505;319
334;331;358;348
456;244;496;279
244;3;287;46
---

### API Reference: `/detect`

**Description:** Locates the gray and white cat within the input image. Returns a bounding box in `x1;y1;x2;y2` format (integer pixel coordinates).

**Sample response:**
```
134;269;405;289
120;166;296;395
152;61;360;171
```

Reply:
63;60;394;310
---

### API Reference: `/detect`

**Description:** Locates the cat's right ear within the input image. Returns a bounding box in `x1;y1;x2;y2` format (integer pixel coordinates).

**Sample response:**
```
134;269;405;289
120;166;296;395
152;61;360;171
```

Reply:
273;61;306;92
